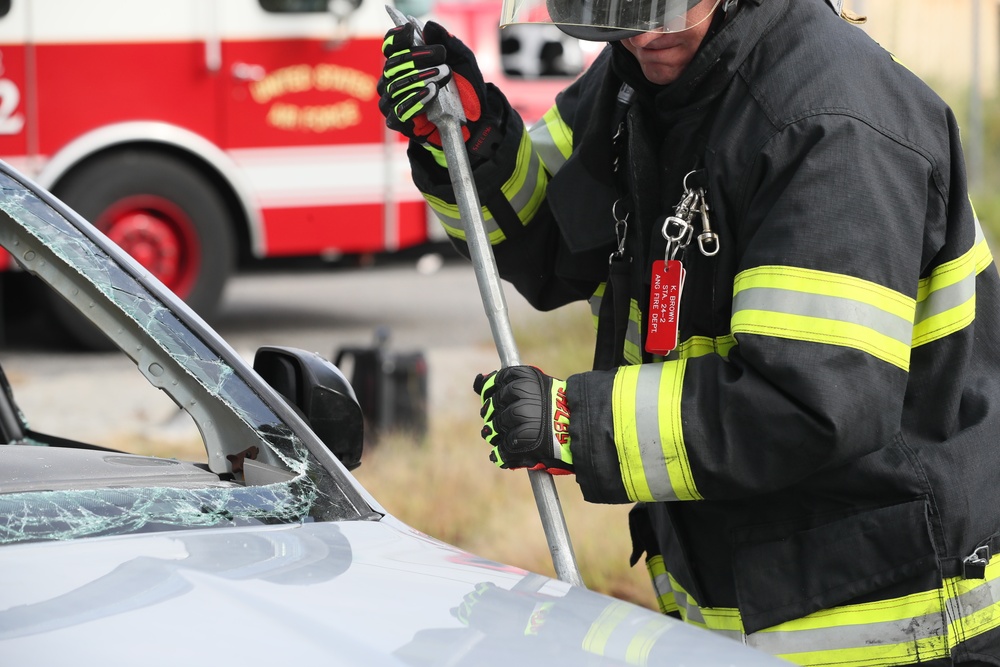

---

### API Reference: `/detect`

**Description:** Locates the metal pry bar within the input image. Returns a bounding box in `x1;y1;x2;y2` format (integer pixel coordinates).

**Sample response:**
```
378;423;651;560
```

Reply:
385;5;584;587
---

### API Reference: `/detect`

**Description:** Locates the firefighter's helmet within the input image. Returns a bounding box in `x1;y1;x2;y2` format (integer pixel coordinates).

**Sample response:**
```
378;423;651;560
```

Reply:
500;0;724;42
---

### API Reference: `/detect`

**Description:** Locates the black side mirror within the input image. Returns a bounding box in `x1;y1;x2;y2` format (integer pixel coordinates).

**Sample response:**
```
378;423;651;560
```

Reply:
253;346;364;471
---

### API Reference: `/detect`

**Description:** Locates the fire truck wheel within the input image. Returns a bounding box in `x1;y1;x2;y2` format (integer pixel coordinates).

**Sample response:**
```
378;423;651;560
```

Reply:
49;151;236;350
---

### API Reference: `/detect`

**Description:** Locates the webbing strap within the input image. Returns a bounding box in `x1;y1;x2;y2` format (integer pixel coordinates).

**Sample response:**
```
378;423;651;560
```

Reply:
594;259;632;371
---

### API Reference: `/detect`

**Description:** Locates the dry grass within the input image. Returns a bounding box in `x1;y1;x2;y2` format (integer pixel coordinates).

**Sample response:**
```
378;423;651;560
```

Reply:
353;303;658;609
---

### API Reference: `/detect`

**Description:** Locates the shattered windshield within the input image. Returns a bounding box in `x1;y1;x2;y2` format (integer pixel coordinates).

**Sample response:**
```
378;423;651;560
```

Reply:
0;166;375;545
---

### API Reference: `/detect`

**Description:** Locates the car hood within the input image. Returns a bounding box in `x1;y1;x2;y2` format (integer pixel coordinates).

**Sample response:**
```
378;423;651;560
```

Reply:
0;519;785;666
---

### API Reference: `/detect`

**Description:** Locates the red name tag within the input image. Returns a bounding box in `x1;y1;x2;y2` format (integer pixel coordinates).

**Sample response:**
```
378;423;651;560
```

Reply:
646;259;685;355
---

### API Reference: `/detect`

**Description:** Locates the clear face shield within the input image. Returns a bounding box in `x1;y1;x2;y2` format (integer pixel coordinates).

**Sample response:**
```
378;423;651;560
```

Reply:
500;0;724;42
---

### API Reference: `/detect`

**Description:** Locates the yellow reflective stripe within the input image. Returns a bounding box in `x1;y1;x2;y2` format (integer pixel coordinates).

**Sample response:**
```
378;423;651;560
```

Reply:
422;192;503;243
424;145;447;168
733;266;914;320
613;365;649;500
589;283;605;329
646;551;1000;666
645;555;678;615
590;286;737;365
661;335;738;361
666;573;743;635
945;558;1000;641
912;230;991;347
775;635;947;667
422;128;544;246
675;336;718;359
502;127;547;226
528;105;573;175
623;298;643;365
732;265;915;371
612;362;702;502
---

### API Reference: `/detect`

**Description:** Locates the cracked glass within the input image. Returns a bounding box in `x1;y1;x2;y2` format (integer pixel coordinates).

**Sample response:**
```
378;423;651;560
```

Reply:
0;167;373;545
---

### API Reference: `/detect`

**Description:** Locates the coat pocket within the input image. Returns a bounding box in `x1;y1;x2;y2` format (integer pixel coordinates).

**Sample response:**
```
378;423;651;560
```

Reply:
733;499;939;634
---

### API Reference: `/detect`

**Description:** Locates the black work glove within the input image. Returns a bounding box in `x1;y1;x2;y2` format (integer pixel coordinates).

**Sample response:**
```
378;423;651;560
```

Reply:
473;366;574;475
378;21;503;164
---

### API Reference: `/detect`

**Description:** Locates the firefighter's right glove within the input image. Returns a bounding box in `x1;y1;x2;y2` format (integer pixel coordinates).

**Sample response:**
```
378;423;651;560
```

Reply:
378;21;502;165
473;366;574;475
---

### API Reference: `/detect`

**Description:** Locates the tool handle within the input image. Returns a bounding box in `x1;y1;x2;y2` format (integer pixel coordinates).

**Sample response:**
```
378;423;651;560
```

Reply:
385;5;584;587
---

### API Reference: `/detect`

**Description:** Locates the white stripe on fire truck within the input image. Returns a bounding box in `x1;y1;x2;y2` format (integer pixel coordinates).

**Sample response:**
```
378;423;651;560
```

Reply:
226;144;423;209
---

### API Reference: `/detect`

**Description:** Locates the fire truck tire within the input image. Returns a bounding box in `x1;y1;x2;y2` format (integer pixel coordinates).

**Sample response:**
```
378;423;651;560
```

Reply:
49;151;236;350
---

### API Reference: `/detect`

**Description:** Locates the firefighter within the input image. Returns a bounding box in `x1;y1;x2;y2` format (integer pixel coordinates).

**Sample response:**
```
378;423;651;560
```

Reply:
378;0;1000;664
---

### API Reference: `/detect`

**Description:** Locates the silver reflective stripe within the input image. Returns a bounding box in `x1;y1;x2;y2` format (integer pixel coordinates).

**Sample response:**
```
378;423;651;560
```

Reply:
651;569;671;601
505;132;545;222
949;569;1000;627
624;301;643;364
914;268;976;325
733;287;913;348
528;106;572;176
747;608;945;654
425;193;501;242
631;364;683;500
671;579;707;626
974;213;987;246
747;560;1000;658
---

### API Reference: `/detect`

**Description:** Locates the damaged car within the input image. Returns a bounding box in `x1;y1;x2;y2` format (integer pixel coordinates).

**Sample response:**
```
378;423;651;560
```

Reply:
0;159;787;665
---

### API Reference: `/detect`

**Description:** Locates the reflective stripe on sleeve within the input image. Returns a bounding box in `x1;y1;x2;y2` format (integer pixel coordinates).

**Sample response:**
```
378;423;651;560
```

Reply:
731;265;916;370
587;287;643;364
912;218;992;347
528;105;573;176
612;362;702;502
590;286;737;365
423;127;546;244
624;298;643;364
423;191;500;242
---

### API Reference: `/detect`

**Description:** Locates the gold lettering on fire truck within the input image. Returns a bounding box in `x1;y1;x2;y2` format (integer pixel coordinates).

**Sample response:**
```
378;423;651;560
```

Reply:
250;64;376;132
268;100;362;132
251;65;313;103
313;64;376;99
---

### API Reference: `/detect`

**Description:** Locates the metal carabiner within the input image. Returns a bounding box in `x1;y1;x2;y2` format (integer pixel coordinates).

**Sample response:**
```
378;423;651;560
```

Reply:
662;215;694;246
696;197;719;256
610;199;629;262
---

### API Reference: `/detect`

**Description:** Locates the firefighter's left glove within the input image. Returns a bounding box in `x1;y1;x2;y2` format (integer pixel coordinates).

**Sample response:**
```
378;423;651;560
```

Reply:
473;366;574;475
378;21;502;164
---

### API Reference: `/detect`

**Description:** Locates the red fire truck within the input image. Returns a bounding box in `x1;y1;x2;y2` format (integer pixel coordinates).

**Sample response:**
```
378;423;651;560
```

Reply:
0;0;583;346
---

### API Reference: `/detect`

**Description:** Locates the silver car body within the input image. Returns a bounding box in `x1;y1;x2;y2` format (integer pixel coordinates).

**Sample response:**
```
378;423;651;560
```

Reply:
0;160;788;665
